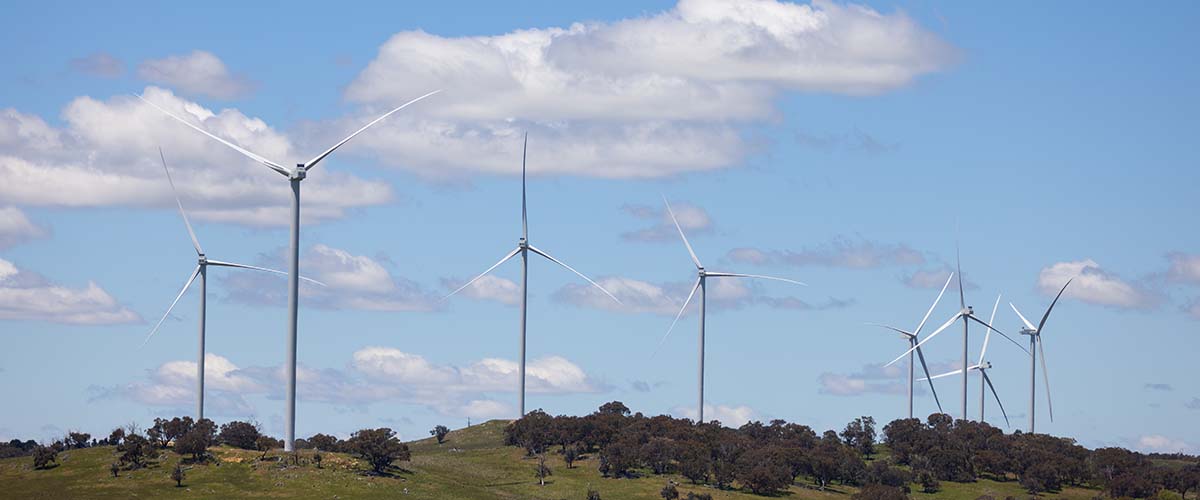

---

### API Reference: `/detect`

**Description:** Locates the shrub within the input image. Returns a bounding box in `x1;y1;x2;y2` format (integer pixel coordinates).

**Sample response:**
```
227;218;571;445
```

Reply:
170;463;185;487
218;421;261;450
32;446;57;469
853;484;910;500
661;482;679;500
430;425;450;444
564;446;580;468
347;428;410;474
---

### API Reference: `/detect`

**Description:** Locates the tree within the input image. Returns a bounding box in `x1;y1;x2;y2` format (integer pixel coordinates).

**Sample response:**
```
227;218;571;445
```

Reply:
313;452;323;469
175;423;214;463
660;482;680;500
219;421;262;450
308;433;340;452
678;443;710;484
32;446;57;469
737;447;793;495
347;428;410;474
641;437;676;475
841;416;877;457
170;463;185;487
535;453;553;486
917;469;940;493
255;436;277;460
853;484;909;500
68;431;91;449
597;401;631;416
109;462;119;478
162;417;194;444
505;410;554;456
118;434;155;469
564;446;580;469
108;428;125;447
430;425;450;444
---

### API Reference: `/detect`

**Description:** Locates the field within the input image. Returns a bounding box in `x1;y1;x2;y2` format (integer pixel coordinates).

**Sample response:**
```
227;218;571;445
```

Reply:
0;420;1115;499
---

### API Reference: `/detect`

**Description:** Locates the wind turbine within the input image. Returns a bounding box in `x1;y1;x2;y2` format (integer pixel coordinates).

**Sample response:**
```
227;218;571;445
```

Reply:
143;149;324;421
867;272;953;419
886;250;1026;420
655;197;806;424
1010;279;1072;434
920;293;1012;427
444;133;620;417
138;89;440;450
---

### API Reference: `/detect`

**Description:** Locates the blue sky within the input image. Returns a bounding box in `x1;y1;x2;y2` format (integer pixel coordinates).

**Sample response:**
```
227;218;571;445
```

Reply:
1;0;1198;454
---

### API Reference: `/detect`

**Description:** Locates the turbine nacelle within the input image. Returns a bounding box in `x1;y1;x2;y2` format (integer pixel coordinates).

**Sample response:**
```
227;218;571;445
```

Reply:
291;164;307;181
197;254;208;266
1019;327;1037;336
518;237;528;248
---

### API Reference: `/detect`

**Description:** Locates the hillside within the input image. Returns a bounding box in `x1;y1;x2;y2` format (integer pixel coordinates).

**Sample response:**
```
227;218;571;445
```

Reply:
0;420;1113;499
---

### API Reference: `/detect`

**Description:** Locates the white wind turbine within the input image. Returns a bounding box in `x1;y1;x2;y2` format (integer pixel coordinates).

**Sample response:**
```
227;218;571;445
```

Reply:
886;251;1026;420
1010;279;1072;434
445;133;620;417
920;293;1013;427
139;89;440;450
143;149;324;421
655;197;806;424
866;272;954;419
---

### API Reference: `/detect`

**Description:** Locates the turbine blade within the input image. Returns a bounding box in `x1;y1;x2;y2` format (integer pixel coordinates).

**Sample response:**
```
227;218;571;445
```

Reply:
1039;338;1053;422
137;94;290;177
158;148;203;255
527;245;620;304
1010;302;1037;331
1037;279;1072;334
865;323;915;338
967;315;1029;355
887;313;962;367
303;89;440;170
980;293;1001;365
982;371;1010;427
206;259;327;286
652;278;701;357
443;247;521;300
142;265;201;347
918;368;963;382
704;272;806;287
914;345;943;413
956;242;965;309
662;195;702;269
914;272;954;336
521;132;528;241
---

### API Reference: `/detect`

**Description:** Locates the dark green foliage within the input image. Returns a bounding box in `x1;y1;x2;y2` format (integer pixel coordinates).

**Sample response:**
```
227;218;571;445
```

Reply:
430;425;450;444
505;410;554;456
107;428;125;446
841;416;877;457
853;484;910;500
68;432;91;449
32;446;57;469
347;427;410;474
307;433;340;452
117;433;155;469
218;421;261;450
678;442;710;484
736;446;793;495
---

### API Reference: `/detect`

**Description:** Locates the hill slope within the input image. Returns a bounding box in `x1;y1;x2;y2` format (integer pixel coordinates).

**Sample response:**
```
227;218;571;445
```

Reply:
0;420;1108;499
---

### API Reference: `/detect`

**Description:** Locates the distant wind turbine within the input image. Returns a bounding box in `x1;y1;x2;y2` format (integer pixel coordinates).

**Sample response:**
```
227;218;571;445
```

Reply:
139;89;440;450
444;133;620;417
144;149;323;422
866;272;953;419
920;293;1012;427
656;196;806;424
1010;279;1072;433
886;249;1025;420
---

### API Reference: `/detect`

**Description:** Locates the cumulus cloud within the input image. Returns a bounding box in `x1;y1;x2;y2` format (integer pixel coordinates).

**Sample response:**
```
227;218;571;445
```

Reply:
1134;434;1195;454
817;363;907;396
728;238;924;269
621;202;713;242
340;0;953;179
102;348;604;418
222;244;440;312
440;275;520;306
0;257;140;324
137;51;254;99
1037;259;1158;309
674;404;756;427
1165;252;1200;284
0;88;393;226
0;206;47;249
70;52;124;78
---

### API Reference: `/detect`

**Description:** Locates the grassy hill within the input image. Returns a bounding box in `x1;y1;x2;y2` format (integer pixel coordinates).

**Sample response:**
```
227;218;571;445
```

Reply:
0;420;1113;499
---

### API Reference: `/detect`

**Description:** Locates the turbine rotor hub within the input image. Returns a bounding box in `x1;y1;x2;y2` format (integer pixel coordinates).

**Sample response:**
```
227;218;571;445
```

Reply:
198;254;207;265
291;164;307;181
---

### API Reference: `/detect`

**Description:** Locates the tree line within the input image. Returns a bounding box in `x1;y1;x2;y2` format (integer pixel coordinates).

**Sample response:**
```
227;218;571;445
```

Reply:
505;402;1200;499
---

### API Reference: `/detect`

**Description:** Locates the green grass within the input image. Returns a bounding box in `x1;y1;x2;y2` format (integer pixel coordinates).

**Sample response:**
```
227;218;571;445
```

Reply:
0;421;1111;499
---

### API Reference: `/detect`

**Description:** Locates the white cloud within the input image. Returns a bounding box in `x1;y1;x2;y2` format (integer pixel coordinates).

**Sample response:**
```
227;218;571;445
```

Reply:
729;237;925;269
1166;252;1200;284
674;403;756;427
70;52;124;78
340;0;953;179
440;275;520;305
817;363;907;396
554;276;683;314
0;88;393;227
621;202;713;242
92;353;258;416
221;244;440;312
0;257;139;324
0;206;47;249
1037;259;1157;309
137;50;254;99
1134;434;1194;454
354;347;605;395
